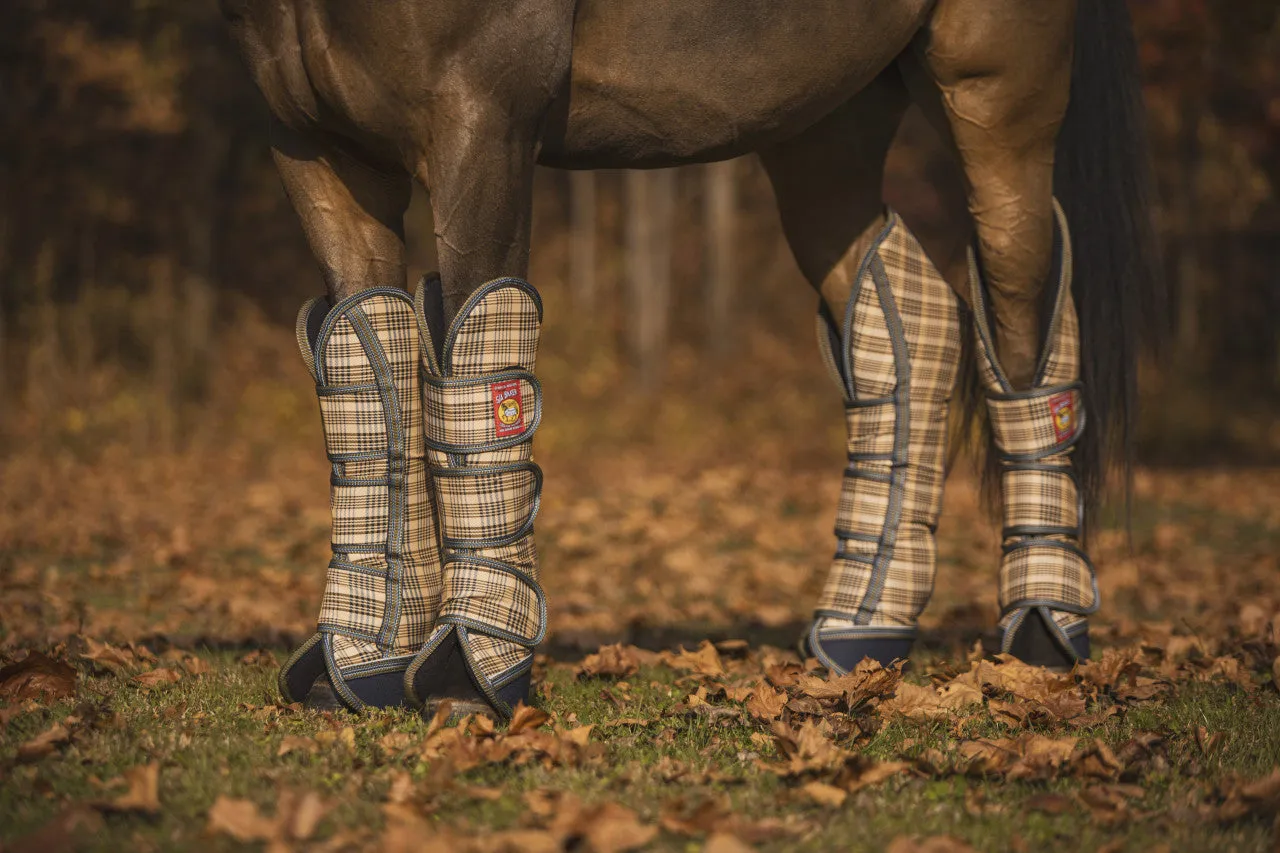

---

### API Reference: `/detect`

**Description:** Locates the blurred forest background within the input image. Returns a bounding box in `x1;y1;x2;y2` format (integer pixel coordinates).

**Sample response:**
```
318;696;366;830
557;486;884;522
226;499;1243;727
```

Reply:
0;0;1278;468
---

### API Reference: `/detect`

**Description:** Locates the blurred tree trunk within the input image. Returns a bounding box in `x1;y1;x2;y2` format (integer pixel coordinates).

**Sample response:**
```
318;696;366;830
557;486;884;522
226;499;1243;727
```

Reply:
1174;85;1205;363
625;169;674;389
703;160;737;359
569;170;597;312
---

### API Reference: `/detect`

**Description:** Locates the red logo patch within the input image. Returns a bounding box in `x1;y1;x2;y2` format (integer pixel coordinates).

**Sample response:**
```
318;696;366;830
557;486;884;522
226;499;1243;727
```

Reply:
1049;392;1076;443
491;379;524;438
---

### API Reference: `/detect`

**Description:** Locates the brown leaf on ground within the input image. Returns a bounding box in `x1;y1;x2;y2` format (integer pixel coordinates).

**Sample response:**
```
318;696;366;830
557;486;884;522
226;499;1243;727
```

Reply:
0;651;77;702
1200;768;1280;823
768;719;848;776
132;667;182;689
1078;783;1147;825
660;641;725;678
239;648;279;668
574;644;651;680
206;796;278;842
957;734;1077;780
703;833;755;853
1194;725;1226;756
278;735;318;757
18;721;72;762
799;781;847;807
963;787;1005;816
886;835;978;853
881;680;980;720
277;788;327;840
745;685;788;721
78;638;135;674
1071;739;1124;780
542;794;658;853
97;763;161;814
6;806;105;853
507;703;551;734
1024;793;1074;815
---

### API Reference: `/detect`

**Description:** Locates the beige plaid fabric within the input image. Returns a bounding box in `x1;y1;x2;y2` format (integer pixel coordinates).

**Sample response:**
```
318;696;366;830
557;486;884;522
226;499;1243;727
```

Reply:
415;277;545;688
970;200;1097;647
813;212;961;643
288;289;442;679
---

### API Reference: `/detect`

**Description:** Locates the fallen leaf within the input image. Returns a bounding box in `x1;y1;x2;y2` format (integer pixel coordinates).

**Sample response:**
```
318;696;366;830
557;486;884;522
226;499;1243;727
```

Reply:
0;652;77;702
18;722;72;762
660;641;725;678
703;832;755;853
278;735;318;757
574;644;654;680
101;763;160;814
132;668;182;689
206;796;277;842
508;703;551;734
6;806;105;853
1024;793;1074;815
800;781;847;807
78;638;135;674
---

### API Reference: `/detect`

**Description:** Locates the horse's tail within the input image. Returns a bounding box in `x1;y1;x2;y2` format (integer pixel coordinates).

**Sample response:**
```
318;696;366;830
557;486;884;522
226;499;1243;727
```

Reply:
1054;0;1167;527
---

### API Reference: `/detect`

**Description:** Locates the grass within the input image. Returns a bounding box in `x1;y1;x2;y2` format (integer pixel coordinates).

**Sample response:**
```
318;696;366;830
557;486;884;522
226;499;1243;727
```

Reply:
3;656;1279;852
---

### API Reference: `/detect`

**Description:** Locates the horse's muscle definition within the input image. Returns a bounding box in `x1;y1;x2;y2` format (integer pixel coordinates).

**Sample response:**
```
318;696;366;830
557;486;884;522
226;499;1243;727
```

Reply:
221;0;1162;718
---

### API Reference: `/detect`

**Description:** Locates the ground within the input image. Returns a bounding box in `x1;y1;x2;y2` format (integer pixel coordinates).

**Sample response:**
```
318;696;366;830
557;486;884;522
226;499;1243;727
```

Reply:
2;311;1279;852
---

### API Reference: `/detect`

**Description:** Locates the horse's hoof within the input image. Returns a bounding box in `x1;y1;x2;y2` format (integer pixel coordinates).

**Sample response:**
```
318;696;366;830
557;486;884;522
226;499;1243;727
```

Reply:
408;631;532;722
1005;609;1089;671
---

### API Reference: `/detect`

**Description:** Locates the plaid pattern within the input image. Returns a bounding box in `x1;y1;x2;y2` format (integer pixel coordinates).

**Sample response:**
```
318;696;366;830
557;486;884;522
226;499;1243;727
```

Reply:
814;212;961;639
286;289;443;679
417;277;545;687
970;200;1096;644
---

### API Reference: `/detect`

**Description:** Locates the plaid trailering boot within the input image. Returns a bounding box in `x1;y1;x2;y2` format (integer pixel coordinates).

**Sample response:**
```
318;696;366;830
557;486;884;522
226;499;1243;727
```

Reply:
280;289;442;710
971;200;1097;667
803;212;962;674
405;275;546;720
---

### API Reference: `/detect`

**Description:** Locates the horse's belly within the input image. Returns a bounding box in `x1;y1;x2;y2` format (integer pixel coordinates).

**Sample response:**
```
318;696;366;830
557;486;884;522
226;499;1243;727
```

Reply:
541;0;932;167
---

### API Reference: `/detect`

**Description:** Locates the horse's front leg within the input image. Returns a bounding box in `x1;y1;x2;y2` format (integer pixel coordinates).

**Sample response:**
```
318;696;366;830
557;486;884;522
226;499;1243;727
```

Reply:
271;122;446;711
404;80;566;719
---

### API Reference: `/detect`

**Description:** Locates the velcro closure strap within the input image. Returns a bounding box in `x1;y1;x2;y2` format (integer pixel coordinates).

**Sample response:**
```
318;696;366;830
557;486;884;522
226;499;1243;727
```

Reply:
986;383;1083;460
438;556;546;647
998;540;1097;615
433;463;541;548
318;558;388;640
318;387;388;459
845;397;896;458
423;369;541;454
1002;465;1079;534
331;480;390;552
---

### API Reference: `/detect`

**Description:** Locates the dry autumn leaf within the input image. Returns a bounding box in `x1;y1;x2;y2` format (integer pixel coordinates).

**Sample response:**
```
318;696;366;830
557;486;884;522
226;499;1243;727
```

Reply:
703;832;755;853
0;651;77;702
102;763;161;814
132;668;182;689
18;721;72;762
206;796;277;842
800;780;847;807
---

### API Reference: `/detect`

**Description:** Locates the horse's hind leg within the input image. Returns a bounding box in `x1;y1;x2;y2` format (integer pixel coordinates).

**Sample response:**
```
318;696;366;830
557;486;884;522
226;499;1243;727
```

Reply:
761;75;964;673
271;122;445;711
908;0;1098;666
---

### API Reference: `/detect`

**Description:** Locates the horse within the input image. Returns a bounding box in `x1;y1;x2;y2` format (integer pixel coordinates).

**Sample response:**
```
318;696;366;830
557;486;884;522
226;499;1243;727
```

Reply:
219;0;1164;717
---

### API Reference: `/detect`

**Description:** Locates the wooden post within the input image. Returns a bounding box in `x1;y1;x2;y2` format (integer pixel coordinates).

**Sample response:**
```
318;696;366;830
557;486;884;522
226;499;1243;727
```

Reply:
703;159;736;358
569;170;597;312
625;169;674;389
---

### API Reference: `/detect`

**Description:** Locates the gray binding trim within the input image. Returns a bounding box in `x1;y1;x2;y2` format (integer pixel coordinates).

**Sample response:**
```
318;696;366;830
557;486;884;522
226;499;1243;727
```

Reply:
854;253;912;624
345;304;408;654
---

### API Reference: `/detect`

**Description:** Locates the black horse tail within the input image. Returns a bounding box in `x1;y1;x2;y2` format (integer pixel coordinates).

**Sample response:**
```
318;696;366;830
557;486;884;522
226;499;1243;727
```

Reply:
1053;0;1167;529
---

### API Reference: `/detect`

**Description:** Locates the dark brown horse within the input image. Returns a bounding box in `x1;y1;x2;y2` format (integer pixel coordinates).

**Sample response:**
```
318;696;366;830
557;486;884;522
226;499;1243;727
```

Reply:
221;0;1162;711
